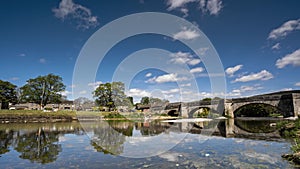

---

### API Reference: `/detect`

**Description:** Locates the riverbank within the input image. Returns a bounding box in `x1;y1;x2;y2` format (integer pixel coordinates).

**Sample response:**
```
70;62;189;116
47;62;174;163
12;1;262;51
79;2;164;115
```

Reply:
0;110;78;123
278;119;300;165
0;110;175;123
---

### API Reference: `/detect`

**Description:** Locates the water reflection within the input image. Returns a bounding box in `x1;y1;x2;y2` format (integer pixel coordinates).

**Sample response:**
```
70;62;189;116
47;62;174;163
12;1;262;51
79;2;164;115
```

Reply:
0;119;293;168
0;122;83;163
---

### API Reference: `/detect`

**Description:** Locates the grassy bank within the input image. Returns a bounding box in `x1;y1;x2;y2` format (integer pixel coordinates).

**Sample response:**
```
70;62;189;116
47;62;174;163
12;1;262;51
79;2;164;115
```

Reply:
278;119;300;165
0;110;78;123
0;110;175;123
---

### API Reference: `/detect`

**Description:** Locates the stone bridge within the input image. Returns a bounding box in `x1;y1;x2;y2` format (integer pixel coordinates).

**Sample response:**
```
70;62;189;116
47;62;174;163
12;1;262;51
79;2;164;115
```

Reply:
161;90;300;118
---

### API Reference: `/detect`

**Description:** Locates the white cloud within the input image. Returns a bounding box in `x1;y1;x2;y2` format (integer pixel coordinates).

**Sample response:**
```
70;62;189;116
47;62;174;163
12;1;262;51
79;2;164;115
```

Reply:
180;8;189;17
225;65;243;77
146;73;187;83
199;0;223;16
276;49;300;68
79;90;87;95
162;88;180;94
268;19;300;40
181;83;191;87
169;51;201;66
88;81;103;89
145;73;152;77
240;85;263;92
166;0;196;11
173;27;200;40
52;0;99;29
127;88;150;97
271;43;281;50
281;88;293;91
190;67;205;73
19;53;26;57
61;90;72;96
197;47;209;56
39;58;46;64
166;0;223;16
295;82;300;86
234;70;273;82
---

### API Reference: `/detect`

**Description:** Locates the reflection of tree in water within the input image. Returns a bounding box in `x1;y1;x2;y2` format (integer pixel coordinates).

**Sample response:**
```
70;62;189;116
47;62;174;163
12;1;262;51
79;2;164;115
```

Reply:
14;128;62;164
91;122;126;155
0;130;14;155
137;121;171;136
107;120;134;136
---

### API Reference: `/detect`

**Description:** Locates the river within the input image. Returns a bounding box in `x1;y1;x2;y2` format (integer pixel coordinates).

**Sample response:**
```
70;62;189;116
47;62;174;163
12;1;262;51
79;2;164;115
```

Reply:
0;118;295;168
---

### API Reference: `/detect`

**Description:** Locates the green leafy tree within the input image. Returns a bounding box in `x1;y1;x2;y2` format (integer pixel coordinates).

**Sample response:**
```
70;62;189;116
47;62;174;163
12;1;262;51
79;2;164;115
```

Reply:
140;96;149;105
0;80;17;109
127;96;133;106
149;97;169;105
20;74;66;109
93;82;130;111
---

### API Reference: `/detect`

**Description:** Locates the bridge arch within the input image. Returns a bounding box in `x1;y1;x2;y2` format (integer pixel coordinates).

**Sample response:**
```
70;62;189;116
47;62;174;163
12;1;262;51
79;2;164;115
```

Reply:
167;110;179;117
233;103;283;117
188;107;219;118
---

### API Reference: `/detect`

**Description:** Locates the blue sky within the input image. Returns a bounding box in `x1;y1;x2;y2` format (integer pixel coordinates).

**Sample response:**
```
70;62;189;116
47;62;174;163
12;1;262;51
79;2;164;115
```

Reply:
1;0;300;103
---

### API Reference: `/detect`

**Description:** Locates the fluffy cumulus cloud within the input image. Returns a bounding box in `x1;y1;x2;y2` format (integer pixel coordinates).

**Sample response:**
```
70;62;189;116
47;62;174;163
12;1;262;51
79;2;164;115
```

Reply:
295;82;300;87
146;73;187;83
234;70;273;82
268;19;300;40
225;65;243;77
173;27;200;40
52;0;99;29
127;88;150;97
169;51;201;66
276;48;300;68
190;67;204;73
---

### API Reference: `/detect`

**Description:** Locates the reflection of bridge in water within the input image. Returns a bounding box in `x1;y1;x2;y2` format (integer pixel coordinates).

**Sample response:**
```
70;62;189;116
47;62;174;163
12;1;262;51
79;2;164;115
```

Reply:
106;119;282;141
160;90;300;118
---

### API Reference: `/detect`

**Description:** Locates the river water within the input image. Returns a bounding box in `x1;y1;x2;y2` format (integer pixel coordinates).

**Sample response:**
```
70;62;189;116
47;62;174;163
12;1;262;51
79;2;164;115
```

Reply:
0;119;296;168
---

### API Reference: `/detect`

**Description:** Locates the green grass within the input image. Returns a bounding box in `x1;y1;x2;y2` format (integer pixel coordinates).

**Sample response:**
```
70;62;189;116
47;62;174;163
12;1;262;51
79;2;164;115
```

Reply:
277;119;300;154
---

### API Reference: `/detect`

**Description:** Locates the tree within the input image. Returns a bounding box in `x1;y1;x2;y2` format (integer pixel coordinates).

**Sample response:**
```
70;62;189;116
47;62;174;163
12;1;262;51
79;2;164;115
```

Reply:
149;97;168;105
127;97;133;106
93;82;129;111
74;97;95;111
20;74;66;109
0;80;17;109
140;97;149;105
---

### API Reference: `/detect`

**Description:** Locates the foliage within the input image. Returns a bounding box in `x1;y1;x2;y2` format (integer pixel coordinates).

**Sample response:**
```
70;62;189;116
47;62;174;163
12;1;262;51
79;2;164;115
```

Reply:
103;112;125;119
194;107;210;118
202;98;212;102
140;96;149;105
94;82;132;111
127;96;133;106
0;80;17;109
276;119;300;153
74;97;95;110
20;74;66;109
149;97;169;105
14;128;62;164
235;103;280;117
